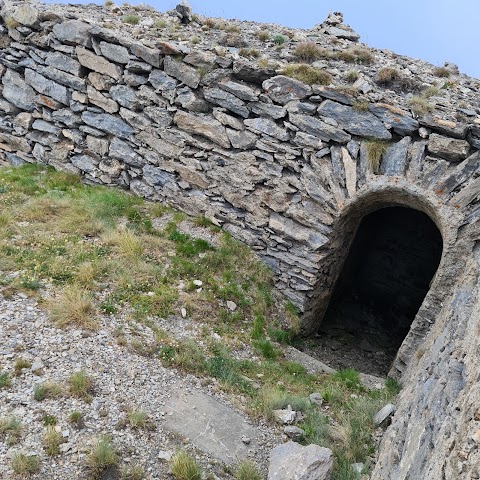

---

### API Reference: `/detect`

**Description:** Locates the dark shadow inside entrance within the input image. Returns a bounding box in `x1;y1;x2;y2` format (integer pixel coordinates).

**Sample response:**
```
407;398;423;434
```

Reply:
305;206;443;376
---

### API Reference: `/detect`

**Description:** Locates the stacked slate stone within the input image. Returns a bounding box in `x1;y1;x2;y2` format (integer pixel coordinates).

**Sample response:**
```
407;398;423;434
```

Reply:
0;1;478;318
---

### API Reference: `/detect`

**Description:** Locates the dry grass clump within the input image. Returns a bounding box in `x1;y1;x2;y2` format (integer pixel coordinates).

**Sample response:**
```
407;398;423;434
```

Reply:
43;426;65;456
34;382;63;401
123;14;140;25
11;453;40;476
14;358;31;376
68;370;94;400
239;48;261;59
119;465;145;480
126;408;154;430
365;140;389;174
344;70;359;83
256;30;270;41
433;66;451;78
352;99;369;112
169;451;201;480
3;16;19;29
0;416;22;445
408;96;434;116
86;436;119;478
282;64;332;86
48;284;97;329
234;461;263;480
376;67;401;86
294;42;326;62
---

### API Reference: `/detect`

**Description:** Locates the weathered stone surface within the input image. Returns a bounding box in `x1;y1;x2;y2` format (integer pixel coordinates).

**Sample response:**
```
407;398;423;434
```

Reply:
318;100;391;140
71;154;96;172
313;86;355;105
175;87;209;113
76;47;122;80
148;70;177;98
268;441;334;480
212;109;244;130
381;136;412;176
289;113;351;143
24;69;69;105
164;55;200;89
87;85;119;114
32;120;60;135
204;87;249;118
326;26;360;41
129;44;161;67
143;106;173;128
369;103;419;135
53;20;92;47
136;131;183;158
427;133;470;162
88;72;115;91
233;59;276;85
36;65;86;93
109;85;141;111
284;426;306;440
99;41;130;64
44;51;82;76
251;102;287;119
263;76;312;105
269;213;328;250
420;116;468;139
143;164;176;186
183;51;217;69
219;80;258;102
244;118;289;142
273;408;296;425
0;132;31;153
226;128;258;149
373;404;396;426
86;135;109;156
82;111;134;139
2;69;36;111
109;137;143;167
174;111;230;148
11;5;39;26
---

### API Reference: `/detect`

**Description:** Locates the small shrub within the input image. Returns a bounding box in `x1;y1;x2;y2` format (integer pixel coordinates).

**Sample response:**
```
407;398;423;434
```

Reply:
86;436;119;478
272;34;286;45
43;426;64;456
234;460;262;480
104;0;114;6
294;42;323;62
42;414;57;426
0;371;11;389
126;408;153;430
352;99;369;112
253;339;278;359
226;24;240;33
68;410;85;429
282;64;332;86
376;67;400;86
123;14;140;25
408;95;434;116
203;18;216;29
345;70;359;83
48;284;97;329
190;36;200;45
434;66;451;78
351;46;374;64
169;451;201;480
120;464;145;480
11;453;40;476
421;86;440;98
256;30;270;41
15;358;32;376
239;48;261;59
34;382;62;401
0;416;22;445
69;370;94;400
365;140;389;174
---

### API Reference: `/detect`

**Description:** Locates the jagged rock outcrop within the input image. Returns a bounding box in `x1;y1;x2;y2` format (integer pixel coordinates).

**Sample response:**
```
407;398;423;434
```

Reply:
0;2;479;477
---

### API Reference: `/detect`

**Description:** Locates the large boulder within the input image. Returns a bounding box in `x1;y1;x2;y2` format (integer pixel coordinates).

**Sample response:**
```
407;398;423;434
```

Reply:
268;441;334;480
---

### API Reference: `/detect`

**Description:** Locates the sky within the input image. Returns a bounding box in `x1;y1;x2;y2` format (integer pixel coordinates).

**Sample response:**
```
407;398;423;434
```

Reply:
42;0;480;79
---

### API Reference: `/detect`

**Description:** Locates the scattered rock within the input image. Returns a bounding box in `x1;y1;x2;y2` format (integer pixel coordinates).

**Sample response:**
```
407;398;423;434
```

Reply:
284;426;305;439
374;404;396;427
273;407;296;425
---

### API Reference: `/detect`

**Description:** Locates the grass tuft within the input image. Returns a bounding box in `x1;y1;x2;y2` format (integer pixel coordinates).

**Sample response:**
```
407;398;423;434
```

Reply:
48;285;97;329
365;140;389;174
294;42;323;62
86;435;119;478
433;66;451;78
0;371;10;389
234;460;262;480
0;416;22;445
69;370;94;400
123;14;140;25
282;64;332;86
34;382;62;401
11;453;40;476
169;450;201;480
43;426;64;456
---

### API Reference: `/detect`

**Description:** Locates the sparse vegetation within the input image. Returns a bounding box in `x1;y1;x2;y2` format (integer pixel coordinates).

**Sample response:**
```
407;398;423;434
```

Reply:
282;64;332;85
169;451;202;480
376;67;400;85
14;358;31;376
120;464;145;480
123;14;140;25
408;95;434;116
104;0;114;6
43;426;64;456
11;453;40;476
344;70;359;83
68;370;94;400
256;30;270;41
126;408;154;430
34;382;62;401
365;140;389;174
86;436;119;478
352;99;369;112
48;285;97;330
294;42;323;62
234;460;262;480
434;66;451;78
0;416;22;445
272;34;286;45
0;371;10;389
239;48;261;59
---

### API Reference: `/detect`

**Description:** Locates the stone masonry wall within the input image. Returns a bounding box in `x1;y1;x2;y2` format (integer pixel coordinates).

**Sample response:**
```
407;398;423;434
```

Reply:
1;2;480;478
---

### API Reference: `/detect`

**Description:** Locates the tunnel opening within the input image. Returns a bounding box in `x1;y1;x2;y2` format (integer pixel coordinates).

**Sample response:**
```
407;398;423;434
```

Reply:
302;206;443;377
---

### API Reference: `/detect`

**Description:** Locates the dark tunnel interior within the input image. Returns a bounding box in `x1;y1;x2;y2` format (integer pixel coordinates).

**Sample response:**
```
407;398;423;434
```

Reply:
305;206;443;376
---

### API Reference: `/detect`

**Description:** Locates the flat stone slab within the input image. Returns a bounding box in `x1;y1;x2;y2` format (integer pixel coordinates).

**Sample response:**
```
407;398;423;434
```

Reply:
164;385;260;464
284;346;336;374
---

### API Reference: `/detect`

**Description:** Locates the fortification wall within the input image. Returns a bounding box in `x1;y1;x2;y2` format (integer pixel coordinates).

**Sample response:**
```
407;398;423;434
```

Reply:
0;3;480;476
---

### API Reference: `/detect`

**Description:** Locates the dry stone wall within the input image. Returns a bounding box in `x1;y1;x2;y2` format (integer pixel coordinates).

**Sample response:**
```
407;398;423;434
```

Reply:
0;3;478;337
1;2;480;478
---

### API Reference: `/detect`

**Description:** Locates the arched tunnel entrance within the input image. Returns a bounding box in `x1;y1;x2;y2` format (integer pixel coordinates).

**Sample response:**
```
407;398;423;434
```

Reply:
301;206;443;376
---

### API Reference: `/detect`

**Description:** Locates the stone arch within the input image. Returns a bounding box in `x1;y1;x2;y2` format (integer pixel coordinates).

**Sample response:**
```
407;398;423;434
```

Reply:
300;147;478;377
